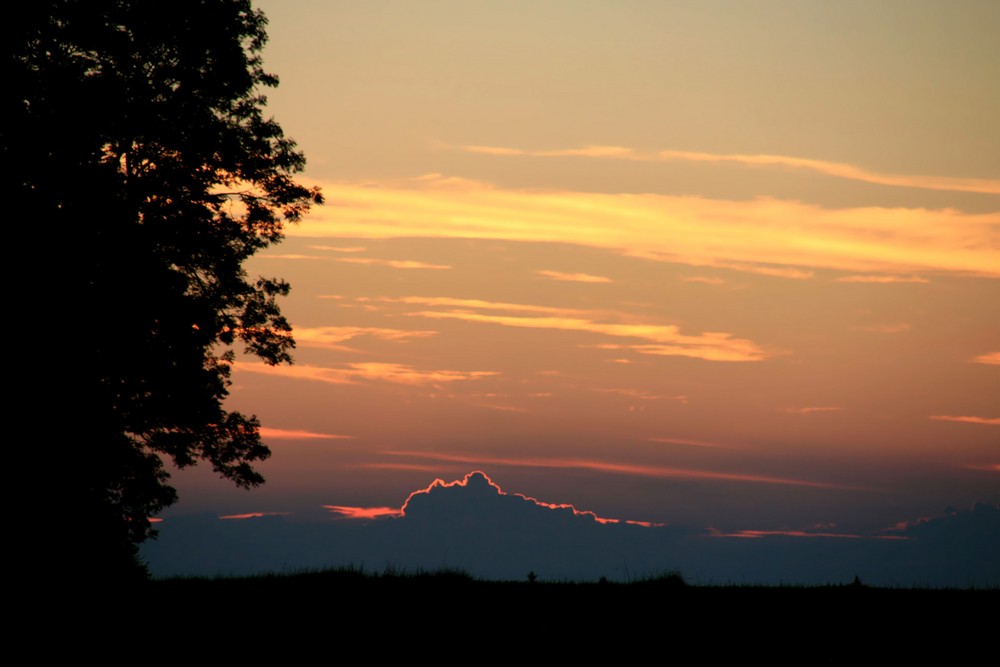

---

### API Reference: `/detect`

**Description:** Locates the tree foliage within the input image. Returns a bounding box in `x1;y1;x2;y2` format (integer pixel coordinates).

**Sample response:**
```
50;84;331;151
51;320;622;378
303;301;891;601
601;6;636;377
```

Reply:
11;0;321;578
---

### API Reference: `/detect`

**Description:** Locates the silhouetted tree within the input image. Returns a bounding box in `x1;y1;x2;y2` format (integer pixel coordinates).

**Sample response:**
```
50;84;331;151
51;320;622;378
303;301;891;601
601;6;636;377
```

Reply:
11;0;321;580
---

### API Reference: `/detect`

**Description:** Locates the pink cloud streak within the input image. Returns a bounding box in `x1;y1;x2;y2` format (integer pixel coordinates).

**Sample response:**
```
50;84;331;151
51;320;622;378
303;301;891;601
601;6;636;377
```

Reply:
929;415;1000;426
384;451;867;491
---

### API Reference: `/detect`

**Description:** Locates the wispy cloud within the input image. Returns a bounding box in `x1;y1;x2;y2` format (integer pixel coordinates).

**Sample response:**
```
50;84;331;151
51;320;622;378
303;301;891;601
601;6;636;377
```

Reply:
463;144;638;159
297;177;1000;278
256;253;327;260
972;352;1000;365
780;407;844;415
415;311;762;356
835;275;929;284
259;427;353;440
648;436;736;449
460;143;1000;195
709;528;905;540
474;403;529;413
657;149;1000;195
680;275;726;285
347;363;497;385
586;341;771;363
929;415;1000;426
307;245;367;253
335;257;451;270
236;361;354;385
293;325;437;351
384;450;868;490
536;270;612;283
852;323;911;334
390;296;770;362
323;505;402;519
594;388;688;402
962;463;1000;473
382;295;572;314
714;263;815;280
235;361;497;386
219;512;292;520
431;312;768;362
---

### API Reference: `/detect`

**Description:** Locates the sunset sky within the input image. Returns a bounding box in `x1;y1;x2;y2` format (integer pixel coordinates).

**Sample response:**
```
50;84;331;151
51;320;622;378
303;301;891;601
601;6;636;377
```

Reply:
160;1;997;568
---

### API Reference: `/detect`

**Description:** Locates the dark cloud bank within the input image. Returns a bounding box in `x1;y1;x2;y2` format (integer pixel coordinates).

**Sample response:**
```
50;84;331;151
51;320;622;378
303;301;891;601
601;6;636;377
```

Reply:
143;472;999;587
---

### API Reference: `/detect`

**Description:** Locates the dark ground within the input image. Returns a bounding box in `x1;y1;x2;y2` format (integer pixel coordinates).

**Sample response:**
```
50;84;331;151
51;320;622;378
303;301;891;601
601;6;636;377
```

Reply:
86;570;992;662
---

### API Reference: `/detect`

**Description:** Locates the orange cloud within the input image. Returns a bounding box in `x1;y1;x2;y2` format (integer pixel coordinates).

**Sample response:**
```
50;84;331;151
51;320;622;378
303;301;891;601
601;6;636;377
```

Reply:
335;257;451;270
259;427;353;440
536;270;612;283
235;360;497;386
713;263;815;280
929;415;1000;426
292;325;437;350
464;144;638;159
235;361;355;385
398;297;769;362
595;388;687;402
323;505;402;519
256;253;327;260
295;176;1000;278
219;512;292;520
348;362;497;385
462;145;525;156
780;407;844;415
972;352;1000;365
474;403;528;413
307;245;367;252
680;275;726;285
835;275;929;283
588;341;771;363
383;295;571;314
460;143;1000;195
852;323;911;334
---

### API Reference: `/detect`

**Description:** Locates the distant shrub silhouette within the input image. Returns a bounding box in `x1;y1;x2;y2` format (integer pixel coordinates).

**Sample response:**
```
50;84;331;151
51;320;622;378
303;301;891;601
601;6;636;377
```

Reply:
639;570;688;588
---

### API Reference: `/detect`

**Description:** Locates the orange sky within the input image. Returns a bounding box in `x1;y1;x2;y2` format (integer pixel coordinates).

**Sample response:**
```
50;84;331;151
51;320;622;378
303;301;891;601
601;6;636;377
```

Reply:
167;0;997;536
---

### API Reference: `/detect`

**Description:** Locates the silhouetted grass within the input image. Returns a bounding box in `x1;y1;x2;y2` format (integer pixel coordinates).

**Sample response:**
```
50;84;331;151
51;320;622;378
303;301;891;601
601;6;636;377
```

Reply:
149;565;997;593
131;567;994;662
